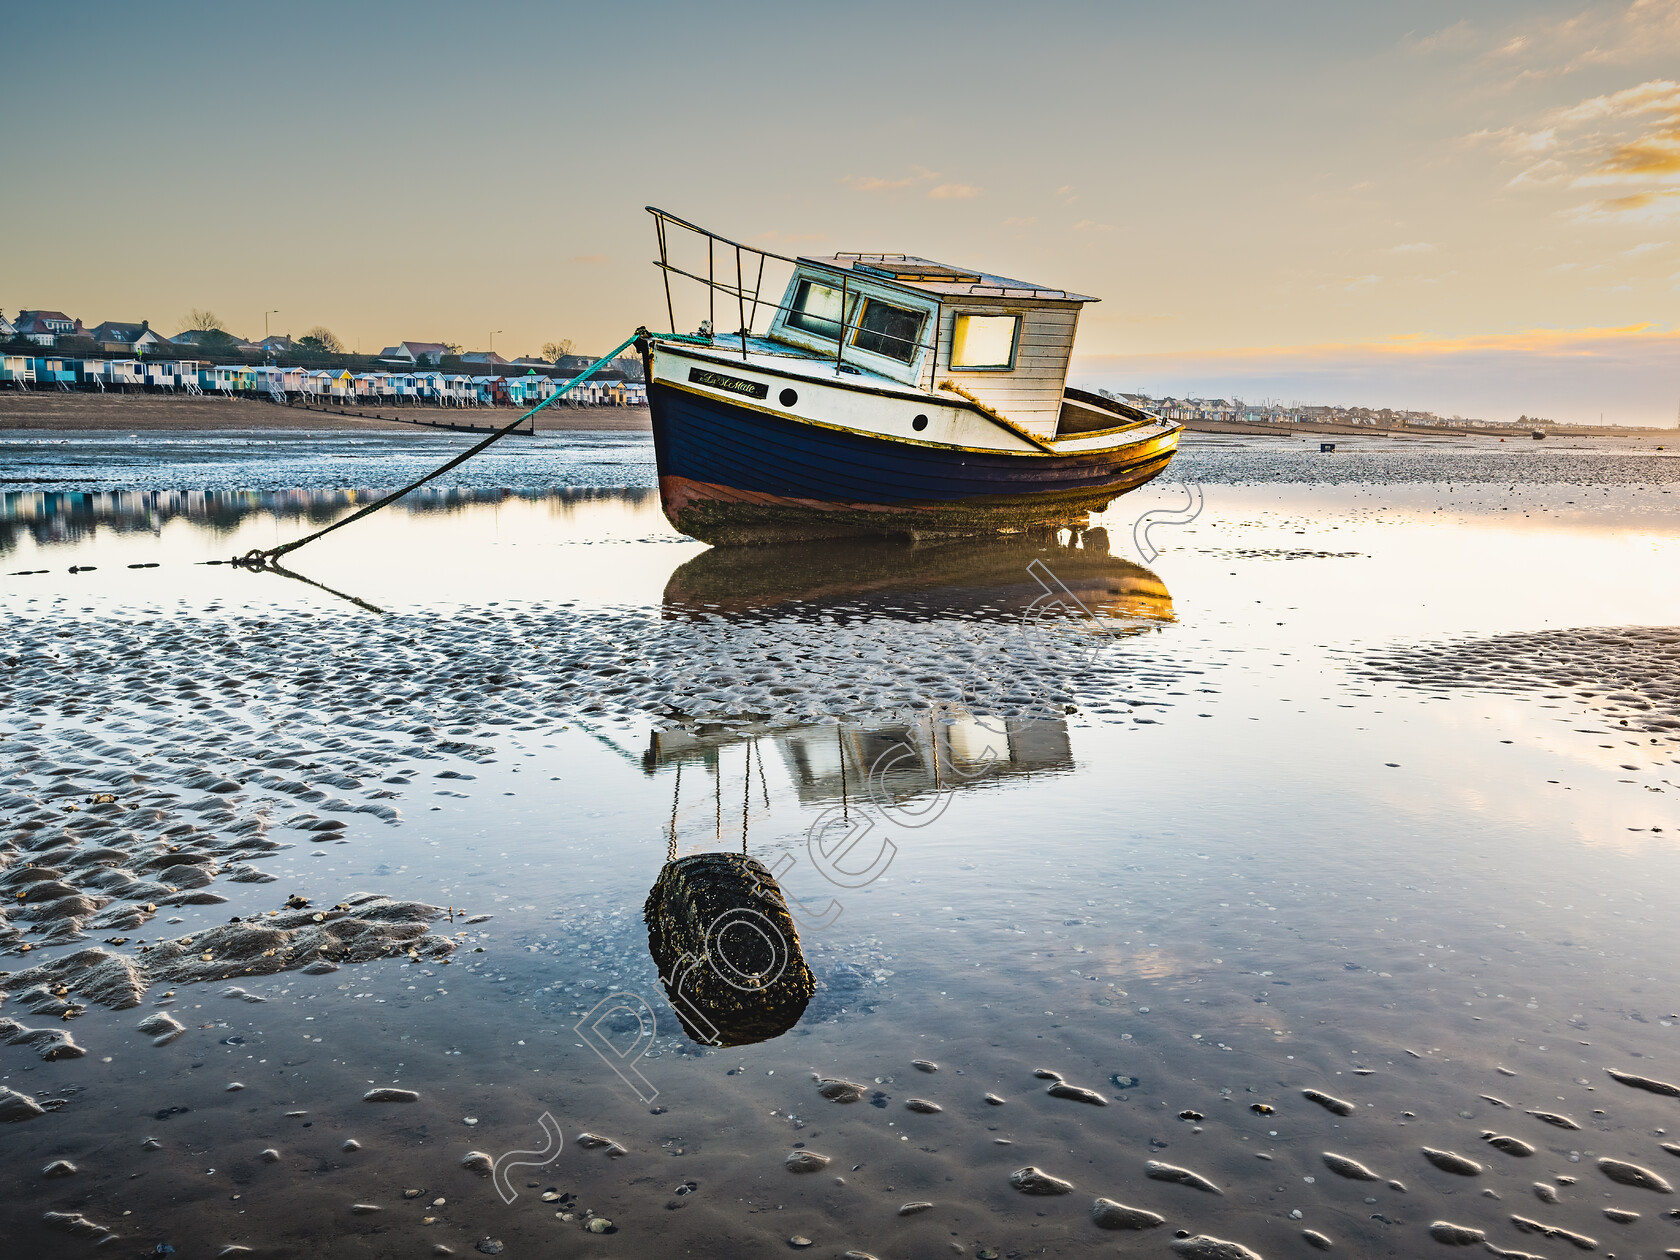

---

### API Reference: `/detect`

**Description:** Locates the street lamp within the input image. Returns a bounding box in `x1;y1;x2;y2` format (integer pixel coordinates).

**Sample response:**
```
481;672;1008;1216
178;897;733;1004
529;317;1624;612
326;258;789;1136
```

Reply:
263;310;279;363
490;330;503;358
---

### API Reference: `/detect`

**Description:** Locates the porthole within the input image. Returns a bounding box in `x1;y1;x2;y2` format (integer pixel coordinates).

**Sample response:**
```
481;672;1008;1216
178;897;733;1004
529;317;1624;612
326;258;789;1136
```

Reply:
912;414;929;431
779;388;798;407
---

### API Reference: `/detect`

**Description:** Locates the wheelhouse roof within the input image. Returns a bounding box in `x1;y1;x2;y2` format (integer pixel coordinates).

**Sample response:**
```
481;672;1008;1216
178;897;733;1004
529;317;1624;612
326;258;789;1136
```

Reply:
797;254;1096;304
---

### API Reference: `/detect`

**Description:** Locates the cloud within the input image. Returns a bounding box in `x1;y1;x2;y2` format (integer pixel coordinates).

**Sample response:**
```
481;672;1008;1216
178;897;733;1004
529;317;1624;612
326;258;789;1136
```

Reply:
1384;242;1437;254
1071;218;1113;232
1343;274;1382;290
1567;188;1680;224
1624;240;1670;254
927;183;981;200
842;174;914;192
1472;0;1680;82
570;254;608;263
1405;18;1477;54
1002;216;1037;228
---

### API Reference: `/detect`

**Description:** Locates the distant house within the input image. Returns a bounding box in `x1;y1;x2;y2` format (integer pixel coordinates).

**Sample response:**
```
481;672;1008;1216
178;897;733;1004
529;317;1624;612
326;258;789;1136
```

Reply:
171;328;250;349
251;334;295;356
459;351;509;366
510;356;550;367
0;311;15;340
88;320;169;353
14;310;83;346
380;340;453;367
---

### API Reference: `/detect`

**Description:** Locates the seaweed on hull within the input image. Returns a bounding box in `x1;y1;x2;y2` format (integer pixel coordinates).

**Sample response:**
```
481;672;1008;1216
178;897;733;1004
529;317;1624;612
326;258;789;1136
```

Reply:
643;853;817;1047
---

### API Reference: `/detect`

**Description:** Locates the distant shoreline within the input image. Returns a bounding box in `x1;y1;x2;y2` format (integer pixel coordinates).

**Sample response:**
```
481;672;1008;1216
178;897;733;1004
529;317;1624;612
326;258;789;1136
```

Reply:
1181;417;1674;440
0;392;652;433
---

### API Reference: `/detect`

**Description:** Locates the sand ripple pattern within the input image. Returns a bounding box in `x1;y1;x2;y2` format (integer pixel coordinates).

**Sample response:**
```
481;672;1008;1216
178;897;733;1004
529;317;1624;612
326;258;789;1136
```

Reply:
1359;626;1680;741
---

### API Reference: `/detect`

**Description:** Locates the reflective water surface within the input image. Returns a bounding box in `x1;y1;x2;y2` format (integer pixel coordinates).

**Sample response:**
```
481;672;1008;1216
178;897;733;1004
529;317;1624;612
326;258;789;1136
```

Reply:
3;446;1680;1258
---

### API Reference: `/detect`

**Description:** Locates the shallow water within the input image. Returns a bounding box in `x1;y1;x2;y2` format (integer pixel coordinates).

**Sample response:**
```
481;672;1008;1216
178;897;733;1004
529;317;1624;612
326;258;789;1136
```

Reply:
3;434;1680;1259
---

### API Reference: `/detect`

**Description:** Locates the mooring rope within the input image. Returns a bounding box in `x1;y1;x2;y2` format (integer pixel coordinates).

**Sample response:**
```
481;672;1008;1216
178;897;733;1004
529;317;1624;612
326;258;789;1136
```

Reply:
234;329;665;569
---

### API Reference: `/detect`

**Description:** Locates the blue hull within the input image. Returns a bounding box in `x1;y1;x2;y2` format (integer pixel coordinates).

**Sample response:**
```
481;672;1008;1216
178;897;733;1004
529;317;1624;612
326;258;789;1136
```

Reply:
650;381;1177;545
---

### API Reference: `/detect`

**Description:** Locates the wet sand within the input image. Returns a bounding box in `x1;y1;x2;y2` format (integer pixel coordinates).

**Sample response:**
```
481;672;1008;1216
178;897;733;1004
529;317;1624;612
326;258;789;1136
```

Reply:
0;392;651;433
4;453;1680;1257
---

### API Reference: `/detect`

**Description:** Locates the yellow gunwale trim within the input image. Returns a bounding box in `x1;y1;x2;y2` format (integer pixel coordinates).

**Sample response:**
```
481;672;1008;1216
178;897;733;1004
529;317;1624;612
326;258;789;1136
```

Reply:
655;378;1174;460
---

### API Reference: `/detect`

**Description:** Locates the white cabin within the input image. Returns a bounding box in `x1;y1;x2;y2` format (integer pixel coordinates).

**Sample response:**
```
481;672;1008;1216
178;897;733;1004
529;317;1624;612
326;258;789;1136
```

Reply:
766;254;1095;440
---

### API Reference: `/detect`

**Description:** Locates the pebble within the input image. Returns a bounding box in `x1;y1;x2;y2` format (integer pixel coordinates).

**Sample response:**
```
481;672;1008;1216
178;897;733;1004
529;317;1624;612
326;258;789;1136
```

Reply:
1009;1166;1074;1195
788;1238;811;1249
841;1253;879;1260
912;1059;939;1073
460;1151;493;1175
363;1087;418;1102
587;1219;613;1234
350;1204;381;1214
785;1150;831;1173
1526;1110;1580;1130
1598;1156;1673;1193
42;1159;77;1177
1664;1142;1680;1158
816;1078;865;1103
1533;1182;1560;1204
1145;1160;1222;1194
1032;1068;1062;1080
1302;1089;1354;1116
1604;1207;1639;1222
258;1148;280;1163
898;1201;934;1215
225;1081;244;1092
1302;1230;1332;1251
1090;1197;1164;1229
1046;1081;1107;1105
1422;1148;1483;1176
905;1099;942;1114
141;1137;161;1150
475;1241;504;1255
1428;1221;1485;1245
1606;1068;1680;1097
342;1140;360;1152
1321;1152;1380;1181
1170;1234;1263;1260
983;1093;1005;1106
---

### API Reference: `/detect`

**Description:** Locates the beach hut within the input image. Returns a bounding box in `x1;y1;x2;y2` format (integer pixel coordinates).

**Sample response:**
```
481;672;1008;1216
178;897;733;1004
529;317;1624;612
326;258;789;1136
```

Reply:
302;370;333;401
328;369;355;401
108;359;146;390
415;371;445;404
1;354;31;387
442;374;473;406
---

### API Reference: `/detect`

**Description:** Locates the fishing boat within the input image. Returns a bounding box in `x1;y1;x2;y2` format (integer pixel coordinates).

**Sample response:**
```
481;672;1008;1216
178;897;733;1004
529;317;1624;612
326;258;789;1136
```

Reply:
640;207;1182;546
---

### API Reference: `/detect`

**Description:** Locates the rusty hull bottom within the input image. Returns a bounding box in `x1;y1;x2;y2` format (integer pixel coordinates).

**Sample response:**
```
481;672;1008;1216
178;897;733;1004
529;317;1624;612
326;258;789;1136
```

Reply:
659;454;1177;546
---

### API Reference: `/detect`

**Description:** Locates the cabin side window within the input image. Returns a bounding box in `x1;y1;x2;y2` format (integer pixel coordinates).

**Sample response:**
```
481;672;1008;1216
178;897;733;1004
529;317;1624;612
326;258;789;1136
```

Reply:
850;298;926;364
786;279;845;341
949;313;1020;369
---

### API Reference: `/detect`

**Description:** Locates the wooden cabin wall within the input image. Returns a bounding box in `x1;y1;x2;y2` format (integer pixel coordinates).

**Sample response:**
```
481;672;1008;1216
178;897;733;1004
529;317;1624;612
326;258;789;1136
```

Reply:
920;300;1081;438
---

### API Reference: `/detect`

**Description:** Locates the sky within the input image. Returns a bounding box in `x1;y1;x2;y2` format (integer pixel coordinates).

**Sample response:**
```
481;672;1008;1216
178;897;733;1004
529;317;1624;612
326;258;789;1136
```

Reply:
4;0;1678;425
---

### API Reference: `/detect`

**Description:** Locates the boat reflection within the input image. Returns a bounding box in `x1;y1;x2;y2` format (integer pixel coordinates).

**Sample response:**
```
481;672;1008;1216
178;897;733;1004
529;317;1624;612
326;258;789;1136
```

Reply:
662;526;1173;622
645;715;1072;803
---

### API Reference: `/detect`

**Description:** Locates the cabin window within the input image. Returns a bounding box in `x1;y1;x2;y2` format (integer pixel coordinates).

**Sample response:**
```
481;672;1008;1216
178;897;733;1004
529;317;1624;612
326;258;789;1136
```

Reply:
786;278;845;340
950;314;1020;369
851;298;926;363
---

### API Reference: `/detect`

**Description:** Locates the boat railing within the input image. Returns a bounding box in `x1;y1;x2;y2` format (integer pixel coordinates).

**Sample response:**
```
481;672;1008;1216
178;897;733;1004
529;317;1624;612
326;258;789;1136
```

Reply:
648;206;938;368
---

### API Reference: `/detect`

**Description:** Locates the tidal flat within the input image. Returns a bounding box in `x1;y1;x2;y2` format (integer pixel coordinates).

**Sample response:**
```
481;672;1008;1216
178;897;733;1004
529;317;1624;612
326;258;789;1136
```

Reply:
2;431;1679;1258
